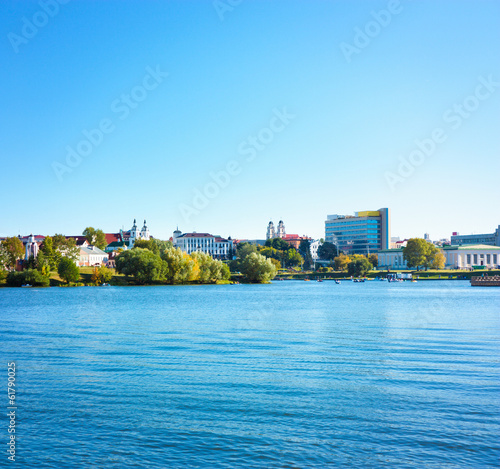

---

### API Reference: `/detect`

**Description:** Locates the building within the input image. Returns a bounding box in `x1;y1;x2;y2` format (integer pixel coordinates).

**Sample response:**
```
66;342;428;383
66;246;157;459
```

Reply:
325;208;391;255
173;229;233;259
276;220;286;238
451;225;500;247
266;221;276;240
310;240;322;260
377;244;500;270
281;234;311;250
120;219;150;248
77;246;108;267
266;220;286;240
442;245;500;269
377;249;407;269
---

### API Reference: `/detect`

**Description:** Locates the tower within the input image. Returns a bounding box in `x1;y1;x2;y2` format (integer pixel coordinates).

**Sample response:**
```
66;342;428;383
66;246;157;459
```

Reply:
129;219;139;247
141;220;150;241
25;234;39;260
277;220;286;239
173;227;182;246
266;221;275;240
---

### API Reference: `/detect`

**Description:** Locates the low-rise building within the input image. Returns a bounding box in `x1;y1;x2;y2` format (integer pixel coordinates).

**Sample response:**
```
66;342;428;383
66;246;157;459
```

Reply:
442;244;500;269
77;246;108;267
377;249;407;269
173;229;233;259
310;239;322;260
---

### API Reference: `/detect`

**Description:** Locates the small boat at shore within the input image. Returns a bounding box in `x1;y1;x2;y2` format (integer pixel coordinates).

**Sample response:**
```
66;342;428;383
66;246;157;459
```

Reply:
21;284;32;288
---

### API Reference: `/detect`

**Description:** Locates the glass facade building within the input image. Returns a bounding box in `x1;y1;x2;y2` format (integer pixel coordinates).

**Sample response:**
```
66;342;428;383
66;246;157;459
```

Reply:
325;208;390;255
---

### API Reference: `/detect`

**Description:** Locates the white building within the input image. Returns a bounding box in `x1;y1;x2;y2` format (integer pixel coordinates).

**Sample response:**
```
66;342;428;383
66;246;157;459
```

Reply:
266;221;276;240
173;230;233;259
77;246;109;267
310;239;322;260
377;249;408;269
442;244;500;269
25;234;40;260
121;219;150;248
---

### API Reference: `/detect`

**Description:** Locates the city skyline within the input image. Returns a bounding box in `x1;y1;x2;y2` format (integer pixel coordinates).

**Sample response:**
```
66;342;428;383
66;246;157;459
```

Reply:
1;1;499;241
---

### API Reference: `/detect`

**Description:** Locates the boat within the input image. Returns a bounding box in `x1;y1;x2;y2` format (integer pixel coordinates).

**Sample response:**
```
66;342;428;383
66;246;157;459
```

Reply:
21;284;32;288
335;280;341;284
317;279;323;282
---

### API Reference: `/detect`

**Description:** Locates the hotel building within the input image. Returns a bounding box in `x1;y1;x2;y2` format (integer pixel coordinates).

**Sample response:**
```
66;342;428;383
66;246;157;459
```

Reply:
325;208;391;255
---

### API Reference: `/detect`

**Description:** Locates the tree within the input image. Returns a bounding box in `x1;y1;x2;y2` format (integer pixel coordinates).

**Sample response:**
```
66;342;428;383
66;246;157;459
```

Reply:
403;238;443;270
426;245;445;270
286;248;303;268
318;242;338;261
240;252;277;283
58;257;80;284
237;242;257;259
134;238;173;256
52;234;79;261
368;254;378;268
116;248;167;284
191;251;227;283
0;237;24;269
7;269;50;287
82;227;107;250
348;258;373;277
298;239;313;270
265;238;290;251
334;253;350;271
91;265;114;285
161;247;199;284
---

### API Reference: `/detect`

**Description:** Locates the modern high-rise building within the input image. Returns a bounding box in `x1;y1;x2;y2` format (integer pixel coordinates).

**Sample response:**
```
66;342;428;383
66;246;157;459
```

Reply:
325;208;391;255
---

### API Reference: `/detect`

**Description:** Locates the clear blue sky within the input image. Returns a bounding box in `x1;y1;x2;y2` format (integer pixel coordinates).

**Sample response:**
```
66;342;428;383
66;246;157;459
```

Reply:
1;0;499;241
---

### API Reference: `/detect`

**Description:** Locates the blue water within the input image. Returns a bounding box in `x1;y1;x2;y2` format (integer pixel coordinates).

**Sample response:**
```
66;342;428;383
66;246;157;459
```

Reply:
1;281;499;468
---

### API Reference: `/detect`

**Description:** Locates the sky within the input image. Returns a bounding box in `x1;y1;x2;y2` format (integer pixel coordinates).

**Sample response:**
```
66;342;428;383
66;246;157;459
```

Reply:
1;0;499;242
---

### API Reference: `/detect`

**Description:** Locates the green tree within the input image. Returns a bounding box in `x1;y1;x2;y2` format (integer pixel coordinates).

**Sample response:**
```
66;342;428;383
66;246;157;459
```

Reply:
348;258;373;277
116;248;167;284
286;248;303;268
0;237;24;269
58;257;80;284
403;238;436;270
91;265;114;285
240;252;277;283
368;254;378;268
161;247;198;284
134;238;173;256
7;269;50;287
318;242;338;261
265;238;290;251
426;245;446;270
82;227;107;250
190;251;227;283
237;242;257;259
52;234;79;261
298;239;313;270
